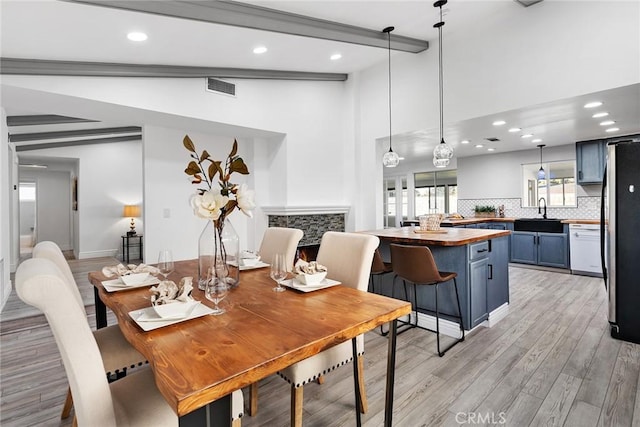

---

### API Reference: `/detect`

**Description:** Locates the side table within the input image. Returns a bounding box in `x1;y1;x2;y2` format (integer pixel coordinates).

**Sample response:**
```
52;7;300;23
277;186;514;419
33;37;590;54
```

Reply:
121;234;143;264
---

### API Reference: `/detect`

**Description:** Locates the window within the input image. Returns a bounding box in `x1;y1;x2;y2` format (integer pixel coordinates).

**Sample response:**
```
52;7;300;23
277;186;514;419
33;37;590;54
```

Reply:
522;160;576;207
383;177;409;227
414;170;457;215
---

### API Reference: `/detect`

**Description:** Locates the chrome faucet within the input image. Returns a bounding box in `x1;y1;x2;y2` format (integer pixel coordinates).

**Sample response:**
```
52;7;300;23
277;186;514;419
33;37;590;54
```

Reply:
538;197;547;219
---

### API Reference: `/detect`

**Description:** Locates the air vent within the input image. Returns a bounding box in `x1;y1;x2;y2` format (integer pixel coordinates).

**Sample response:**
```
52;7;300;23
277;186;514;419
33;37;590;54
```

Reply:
206;78;236;96
485;137;500;142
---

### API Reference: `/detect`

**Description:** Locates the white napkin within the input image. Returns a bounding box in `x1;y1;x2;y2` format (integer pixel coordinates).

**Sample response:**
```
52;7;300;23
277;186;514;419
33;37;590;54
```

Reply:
102;263;160;278
149;277;194;305
294;259;327;274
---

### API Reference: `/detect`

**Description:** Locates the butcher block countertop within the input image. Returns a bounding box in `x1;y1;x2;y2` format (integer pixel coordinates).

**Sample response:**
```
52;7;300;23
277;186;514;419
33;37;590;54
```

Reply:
360;227;511;247
440;217;600;226
440;217;517;226
560;219;601;224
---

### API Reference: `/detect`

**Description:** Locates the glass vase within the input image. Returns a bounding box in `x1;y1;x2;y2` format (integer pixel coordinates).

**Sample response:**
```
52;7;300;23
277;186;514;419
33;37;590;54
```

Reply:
198;218;240;290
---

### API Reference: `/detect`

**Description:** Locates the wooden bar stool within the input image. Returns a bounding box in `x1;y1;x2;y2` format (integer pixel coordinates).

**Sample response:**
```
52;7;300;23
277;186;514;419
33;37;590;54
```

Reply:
389;243;465;356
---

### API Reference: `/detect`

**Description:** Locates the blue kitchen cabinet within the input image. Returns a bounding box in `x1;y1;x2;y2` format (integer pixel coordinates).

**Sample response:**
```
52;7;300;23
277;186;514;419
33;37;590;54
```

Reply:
537;232;568;268
510;231;568;268
576;139;605;184
510;231;537;264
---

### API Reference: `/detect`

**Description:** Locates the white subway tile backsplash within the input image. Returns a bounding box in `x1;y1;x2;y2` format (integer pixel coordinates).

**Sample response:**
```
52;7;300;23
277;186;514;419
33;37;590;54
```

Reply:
457;196;601;220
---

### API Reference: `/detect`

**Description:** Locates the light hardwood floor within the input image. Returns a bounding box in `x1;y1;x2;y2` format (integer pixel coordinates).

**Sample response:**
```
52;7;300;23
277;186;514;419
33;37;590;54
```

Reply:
1;261;638;427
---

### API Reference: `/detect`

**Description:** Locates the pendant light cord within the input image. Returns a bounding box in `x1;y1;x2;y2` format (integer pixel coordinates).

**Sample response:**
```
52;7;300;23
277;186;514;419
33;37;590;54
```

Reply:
386;27;393;152
437;6;444;144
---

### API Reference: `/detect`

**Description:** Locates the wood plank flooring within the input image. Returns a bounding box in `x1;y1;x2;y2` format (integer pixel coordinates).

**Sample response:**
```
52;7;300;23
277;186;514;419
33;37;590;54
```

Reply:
1;261;638;426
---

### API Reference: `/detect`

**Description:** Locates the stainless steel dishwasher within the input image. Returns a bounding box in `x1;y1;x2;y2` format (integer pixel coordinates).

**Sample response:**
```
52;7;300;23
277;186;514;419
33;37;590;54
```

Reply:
569;223;606;277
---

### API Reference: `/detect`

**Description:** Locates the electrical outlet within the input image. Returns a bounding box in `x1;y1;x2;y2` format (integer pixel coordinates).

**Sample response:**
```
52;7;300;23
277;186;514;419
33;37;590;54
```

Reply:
163;208;171;218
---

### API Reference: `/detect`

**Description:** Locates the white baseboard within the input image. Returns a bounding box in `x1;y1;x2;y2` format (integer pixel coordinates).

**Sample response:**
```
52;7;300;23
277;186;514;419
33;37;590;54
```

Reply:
415;312;465;339
78;249;119;259
484;303;510;328
410;302;510;338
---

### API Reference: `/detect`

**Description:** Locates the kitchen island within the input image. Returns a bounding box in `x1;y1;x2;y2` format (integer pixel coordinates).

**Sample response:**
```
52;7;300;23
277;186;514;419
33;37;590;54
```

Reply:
361;227;511;333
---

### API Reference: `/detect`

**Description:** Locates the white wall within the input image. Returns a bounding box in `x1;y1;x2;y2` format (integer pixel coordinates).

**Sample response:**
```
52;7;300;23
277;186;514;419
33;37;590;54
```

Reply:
20;140;143;259
142;126;259;262
0;108;10;309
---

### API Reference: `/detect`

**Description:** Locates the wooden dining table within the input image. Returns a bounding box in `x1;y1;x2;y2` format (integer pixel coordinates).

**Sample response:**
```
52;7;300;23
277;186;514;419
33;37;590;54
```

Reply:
89;259;412;427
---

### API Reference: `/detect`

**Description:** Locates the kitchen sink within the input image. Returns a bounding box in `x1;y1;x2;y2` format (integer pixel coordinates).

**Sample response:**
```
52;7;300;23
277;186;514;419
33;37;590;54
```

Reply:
514;218;564;233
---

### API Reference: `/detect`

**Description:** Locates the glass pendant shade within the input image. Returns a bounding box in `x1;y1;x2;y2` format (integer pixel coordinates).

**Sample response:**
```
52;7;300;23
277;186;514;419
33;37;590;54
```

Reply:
433;156;450;168
383;149;400;167
536;144;546;179
433;139;453;168
382;26;400;168
432;0;454;168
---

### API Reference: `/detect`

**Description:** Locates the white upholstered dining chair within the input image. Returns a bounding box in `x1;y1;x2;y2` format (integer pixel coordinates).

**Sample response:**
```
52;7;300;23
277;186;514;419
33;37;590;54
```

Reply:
255;231;380;427
16;257;180;427
33;241;148;419
257;227;304;272
30;242;244;426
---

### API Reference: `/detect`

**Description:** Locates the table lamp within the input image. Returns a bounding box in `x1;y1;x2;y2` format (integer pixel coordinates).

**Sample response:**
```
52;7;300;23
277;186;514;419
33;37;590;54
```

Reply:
123;205;141;236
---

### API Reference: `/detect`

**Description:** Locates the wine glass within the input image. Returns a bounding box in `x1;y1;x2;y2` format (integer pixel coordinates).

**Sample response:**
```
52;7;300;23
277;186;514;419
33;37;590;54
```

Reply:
157;250;174;280
270;253;287;292
205;268;229;315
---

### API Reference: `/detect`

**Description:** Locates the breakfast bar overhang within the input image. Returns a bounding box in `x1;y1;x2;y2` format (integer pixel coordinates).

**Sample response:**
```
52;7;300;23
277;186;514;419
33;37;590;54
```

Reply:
360;227;512;332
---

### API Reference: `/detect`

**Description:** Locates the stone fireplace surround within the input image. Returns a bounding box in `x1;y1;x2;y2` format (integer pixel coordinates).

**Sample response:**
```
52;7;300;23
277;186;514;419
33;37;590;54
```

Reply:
262;206;349;251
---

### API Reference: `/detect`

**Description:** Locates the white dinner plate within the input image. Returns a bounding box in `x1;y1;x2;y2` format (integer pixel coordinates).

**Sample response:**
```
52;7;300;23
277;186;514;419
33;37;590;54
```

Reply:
102;276;161;292
129;302;214;331
280;277;341;292
239;261;270;271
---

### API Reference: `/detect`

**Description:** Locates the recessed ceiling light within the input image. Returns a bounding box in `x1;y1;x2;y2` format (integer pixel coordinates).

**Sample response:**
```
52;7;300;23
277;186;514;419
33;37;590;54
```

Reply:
508;127;521;132
253;46;268;54
600;120;615;126
584;101;603;108
330;53;342;61
487;148;495;152
592;112;609;118
475;144;484;148
398;157;405;160
606;127;620;133
127;32;147;42
532;138;542;143
492;120;506;126
521;134;533;139
461;140;470;144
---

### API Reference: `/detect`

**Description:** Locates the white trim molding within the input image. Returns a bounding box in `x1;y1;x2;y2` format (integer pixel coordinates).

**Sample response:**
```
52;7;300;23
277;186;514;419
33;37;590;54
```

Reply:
262;206;350;216
413;302;510;338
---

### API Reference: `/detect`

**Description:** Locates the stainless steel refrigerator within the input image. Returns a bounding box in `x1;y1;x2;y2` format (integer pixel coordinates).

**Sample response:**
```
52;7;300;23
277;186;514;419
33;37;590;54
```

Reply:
601;138;640;345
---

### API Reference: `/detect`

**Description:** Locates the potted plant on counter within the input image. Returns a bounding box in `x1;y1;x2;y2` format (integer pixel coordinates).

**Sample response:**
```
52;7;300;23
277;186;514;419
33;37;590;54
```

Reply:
474;205;496;218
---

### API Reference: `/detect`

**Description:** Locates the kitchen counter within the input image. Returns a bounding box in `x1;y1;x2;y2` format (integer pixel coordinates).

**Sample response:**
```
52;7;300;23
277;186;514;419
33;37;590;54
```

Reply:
439;217;599;226
360;227;510;246
561;219;601;224
361;227;511;331
440;217;517;226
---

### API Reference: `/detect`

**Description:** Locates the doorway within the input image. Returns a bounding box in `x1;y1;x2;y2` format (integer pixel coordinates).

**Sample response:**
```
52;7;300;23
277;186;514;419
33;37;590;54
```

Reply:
18;181;37;257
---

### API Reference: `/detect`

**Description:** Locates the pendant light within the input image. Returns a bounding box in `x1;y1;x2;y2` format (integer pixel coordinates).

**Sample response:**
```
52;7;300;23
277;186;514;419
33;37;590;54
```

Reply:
432;0;454;168
382;26;400;168
537;144;546;179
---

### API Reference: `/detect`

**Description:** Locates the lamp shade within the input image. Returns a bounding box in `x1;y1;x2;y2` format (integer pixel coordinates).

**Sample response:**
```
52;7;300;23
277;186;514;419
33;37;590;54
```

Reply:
123;205;141;218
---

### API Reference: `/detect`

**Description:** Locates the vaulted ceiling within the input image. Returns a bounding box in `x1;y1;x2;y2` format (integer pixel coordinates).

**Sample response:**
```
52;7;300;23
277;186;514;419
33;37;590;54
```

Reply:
2;0;639;159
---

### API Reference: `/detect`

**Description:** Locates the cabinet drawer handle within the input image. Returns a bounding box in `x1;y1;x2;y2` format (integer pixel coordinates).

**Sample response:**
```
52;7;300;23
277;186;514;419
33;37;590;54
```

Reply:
476;248;488;253
488;264;493;280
